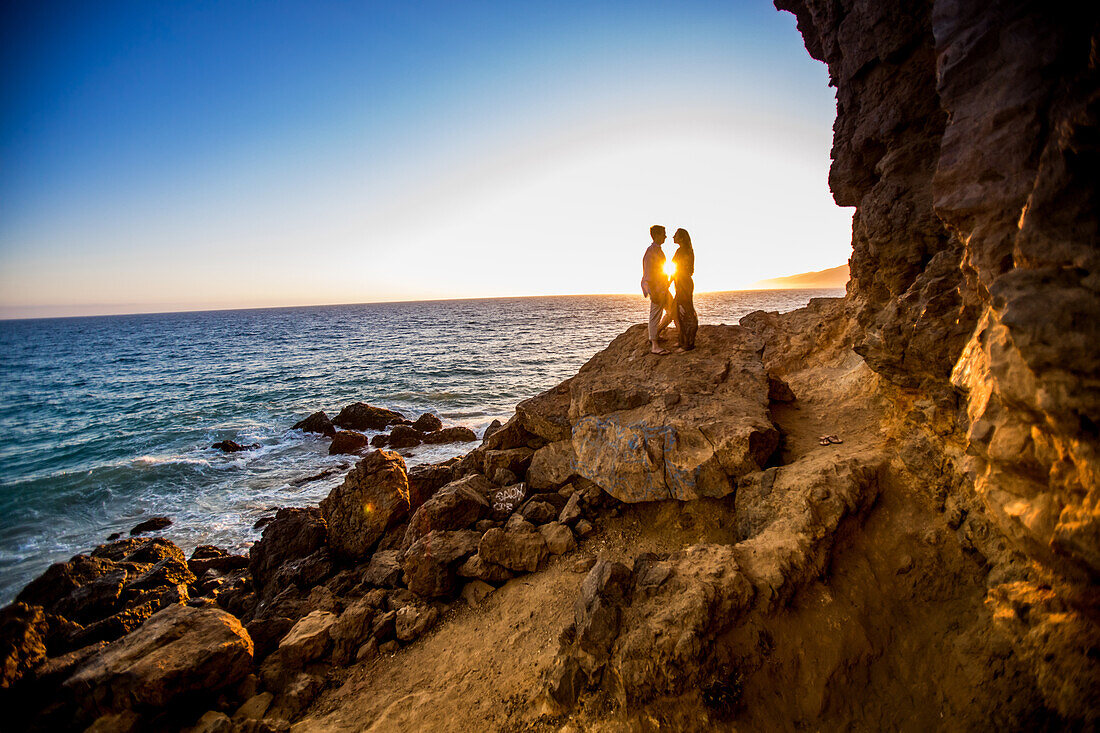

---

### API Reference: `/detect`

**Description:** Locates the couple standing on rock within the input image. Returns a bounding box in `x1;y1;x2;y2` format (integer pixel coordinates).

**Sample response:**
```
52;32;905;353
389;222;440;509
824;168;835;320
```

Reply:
642;224;698;355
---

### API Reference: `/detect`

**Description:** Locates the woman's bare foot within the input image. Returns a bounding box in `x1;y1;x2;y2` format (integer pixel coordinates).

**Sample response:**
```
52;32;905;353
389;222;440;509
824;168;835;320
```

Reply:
651;347;670;355
674;347;687;353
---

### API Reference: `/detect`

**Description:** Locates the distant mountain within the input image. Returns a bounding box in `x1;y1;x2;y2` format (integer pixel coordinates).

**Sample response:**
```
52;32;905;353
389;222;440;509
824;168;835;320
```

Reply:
753;264;849;289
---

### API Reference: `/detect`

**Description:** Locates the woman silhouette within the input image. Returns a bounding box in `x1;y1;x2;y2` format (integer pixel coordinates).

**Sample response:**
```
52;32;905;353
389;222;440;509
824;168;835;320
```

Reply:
671;228;697;351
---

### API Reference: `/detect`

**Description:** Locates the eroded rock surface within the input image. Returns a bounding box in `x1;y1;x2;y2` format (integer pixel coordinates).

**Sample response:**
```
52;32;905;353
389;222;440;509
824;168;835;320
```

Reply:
568;324;779;502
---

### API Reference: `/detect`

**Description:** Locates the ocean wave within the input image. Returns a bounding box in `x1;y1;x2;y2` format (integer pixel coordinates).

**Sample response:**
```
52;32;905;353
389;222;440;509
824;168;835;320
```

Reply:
133;454;212;467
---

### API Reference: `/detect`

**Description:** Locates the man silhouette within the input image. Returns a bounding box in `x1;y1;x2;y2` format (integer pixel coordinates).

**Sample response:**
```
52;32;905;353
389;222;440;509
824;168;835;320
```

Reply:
641;225;673;354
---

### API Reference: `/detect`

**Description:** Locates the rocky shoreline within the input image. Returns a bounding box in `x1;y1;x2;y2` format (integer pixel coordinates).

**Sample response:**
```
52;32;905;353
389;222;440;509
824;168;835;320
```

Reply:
3;0;1098;728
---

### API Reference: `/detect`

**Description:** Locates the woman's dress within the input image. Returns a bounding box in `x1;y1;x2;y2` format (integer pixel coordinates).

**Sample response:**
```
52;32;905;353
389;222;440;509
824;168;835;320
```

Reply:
672;246;697;350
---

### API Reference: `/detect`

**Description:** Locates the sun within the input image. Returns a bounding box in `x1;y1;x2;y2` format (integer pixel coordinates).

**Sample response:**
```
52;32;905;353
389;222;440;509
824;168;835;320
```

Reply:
663;259;677;278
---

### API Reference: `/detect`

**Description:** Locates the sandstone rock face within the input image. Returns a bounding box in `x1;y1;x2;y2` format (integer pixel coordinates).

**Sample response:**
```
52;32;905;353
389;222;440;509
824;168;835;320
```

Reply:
776;0;1099;722
333;403;404;431
568;324;779;502
274;610;337;669
320;450;410;561
292;411;336;437
64;604;253;717
545;453;882;711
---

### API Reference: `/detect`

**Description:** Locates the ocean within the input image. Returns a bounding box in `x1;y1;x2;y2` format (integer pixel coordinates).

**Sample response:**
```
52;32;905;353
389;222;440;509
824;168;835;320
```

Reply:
0;289;841;603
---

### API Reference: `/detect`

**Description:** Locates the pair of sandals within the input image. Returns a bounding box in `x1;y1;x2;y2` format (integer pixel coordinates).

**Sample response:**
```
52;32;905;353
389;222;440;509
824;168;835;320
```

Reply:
818;434;843;446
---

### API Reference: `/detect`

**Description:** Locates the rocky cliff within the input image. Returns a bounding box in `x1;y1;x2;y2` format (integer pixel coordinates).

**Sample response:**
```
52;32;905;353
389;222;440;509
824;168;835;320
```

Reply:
772;0;1100;720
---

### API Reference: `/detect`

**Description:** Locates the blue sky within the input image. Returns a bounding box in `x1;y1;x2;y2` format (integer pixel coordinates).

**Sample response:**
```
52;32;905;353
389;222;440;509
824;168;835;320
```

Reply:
0;1;850;317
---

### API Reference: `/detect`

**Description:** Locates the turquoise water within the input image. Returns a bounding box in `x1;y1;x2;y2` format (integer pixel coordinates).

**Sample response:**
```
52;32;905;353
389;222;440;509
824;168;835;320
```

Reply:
0;289;841;603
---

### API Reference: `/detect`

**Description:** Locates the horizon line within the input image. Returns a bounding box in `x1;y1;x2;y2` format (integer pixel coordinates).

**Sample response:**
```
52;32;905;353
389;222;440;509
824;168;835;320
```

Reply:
0;285;848;323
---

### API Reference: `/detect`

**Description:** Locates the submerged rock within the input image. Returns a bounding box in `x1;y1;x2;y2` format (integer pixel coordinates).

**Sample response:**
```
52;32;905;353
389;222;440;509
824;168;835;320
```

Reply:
411;413;443;433
129;517;172;536
387;425;424;449
422;426;478;444
329;430;370;455
333;402;405;432
292;411;336;438
211;440;260;453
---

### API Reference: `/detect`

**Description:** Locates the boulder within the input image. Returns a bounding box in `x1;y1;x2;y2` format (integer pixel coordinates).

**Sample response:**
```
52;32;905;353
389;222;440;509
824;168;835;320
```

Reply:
370;434;389;448
478;525;548;573
481;416;535;451
329;431;369;455
483;448;534;479
362;550;404;588
520;499;558;525
387;425;424;449
401;530;482;598
89;536;184;565
404;474;492;547
266;672;323;721
516;378;573;442
558;492;584;525
407;463;455;511
292;411;336;438
188;546;249;577
568;324;779;502
456;554;514;585
248;508;327;593
487;483;529;522
13;539;199;651
527;440;577;490
273;610;337;669
0;602;48;687
264;549;334;595
482;419;504;442
333;402;405;431
128;517;172;536
233;692;273;722
185;711;233;733
394;603;439;641
422;426;478;444
330;596;378;665
412;413;444;433
539;523;576;555
211;440;260;453
64;604;253;716
320;450;410;561
17;555;123;611
461;580;495;607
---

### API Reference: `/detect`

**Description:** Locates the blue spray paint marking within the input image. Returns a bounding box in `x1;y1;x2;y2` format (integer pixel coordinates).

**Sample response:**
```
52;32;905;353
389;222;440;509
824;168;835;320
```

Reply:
570;415;698;501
